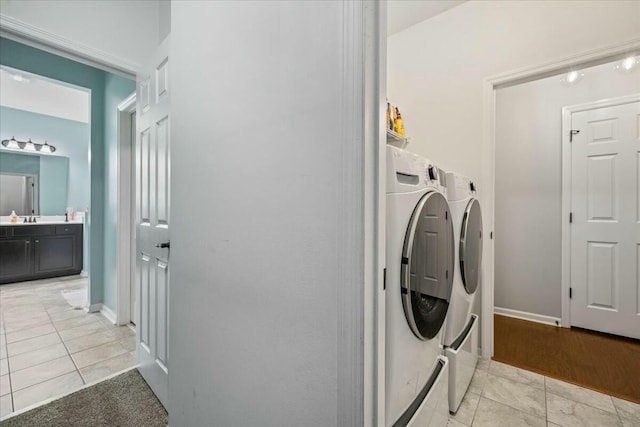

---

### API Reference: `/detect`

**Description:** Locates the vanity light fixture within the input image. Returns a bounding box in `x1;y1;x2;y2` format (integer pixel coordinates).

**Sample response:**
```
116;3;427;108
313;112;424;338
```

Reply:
1;136;57;153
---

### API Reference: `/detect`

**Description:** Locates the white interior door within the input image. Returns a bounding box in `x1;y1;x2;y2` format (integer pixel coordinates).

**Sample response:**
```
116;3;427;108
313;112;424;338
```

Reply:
570;99;640;339
135;35;171;407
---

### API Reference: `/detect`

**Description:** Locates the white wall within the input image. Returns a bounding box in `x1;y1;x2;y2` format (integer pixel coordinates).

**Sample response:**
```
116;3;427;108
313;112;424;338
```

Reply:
0;0;165;74
169;1;374;425
158;0;171;41
387;0;640;188
0;67;90;123
495;61;640;318
387;0;640;332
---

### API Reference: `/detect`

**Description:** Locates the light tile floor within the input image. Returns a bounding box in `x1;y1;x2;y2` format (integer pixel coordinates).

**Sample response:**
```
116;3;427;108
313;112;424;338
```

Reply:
3;277;640;426
448;359;640;427
0;276;136;418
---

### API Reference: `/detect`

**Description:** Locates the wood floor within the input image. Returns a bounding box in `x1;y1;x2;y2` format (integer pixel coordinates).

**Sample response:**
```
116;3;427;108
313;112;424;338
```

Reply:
493;314;640;404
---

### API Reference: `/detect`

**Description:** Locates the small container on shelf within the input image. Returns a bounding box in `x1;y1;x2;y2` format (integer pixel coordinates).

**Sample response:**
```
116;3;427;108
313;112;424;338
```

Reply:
395;108;405;136
386;128;410;149
385;100;409;148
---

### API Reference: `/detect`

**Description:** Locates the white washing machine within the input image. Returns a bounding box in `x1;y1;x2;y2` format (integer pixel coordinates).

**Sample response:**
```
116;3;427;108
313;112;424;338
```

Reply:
385;146;453;427
442;172;483;413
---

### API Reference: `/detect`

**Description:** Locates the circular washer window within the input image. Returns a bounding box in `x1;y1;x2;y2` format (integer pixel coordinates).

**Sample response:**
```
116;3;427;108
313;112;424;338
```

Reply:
401;191;454;340
460;199;482;295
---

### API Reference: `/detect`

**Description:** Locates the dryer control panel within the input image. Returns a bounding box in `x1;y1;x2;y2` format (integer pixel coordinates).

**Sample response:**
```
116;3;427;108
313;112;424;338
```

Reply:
445;171;477;201
386;145;446;195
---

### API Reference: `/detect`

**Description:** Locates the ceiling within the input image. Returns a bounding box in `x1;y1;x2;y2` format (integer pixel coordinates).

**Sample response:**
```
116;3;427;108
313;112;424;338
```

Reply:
387;0;466;36
0;67;90;123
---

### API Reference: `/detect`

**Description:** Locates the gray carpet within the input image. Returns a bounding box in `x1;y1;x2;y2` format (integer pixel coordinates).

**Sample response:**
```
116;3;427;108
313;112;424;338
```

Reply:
1;369;167;427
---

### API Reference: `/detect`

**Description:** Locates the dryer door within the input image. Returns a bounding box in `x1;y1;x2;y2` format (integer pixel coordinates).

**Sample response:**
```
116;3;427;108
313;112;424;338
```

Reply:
460;199;482;294
401;191;454;340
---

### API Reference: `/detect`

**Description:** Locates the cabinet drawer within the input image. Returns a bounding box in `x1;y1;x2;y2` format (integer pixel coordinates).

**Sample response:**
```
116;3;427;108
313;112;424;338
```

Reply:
55;224;82;235
0;227;10;238
12;225;55;236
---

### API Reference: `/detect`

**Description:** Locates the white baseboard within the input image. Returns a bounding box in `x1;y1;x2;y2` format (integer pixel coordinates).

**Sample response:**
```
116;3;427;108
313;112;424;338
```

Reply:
86;303;102;313
100;305;117;324
494;306;560;327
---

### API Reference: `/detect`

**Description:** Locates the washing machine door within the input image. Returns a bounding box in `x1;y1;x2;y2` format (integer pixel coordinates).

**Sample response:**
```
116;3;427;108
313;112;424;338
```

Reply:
401;191;454;340
460;198;482;295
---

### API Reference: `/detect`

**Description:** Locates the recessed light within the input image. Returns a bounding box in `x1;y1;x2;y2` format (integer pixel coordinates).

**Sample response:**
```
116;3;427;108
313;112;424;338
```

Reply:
9;73;30;83
614;55;639;72
560;70;584;86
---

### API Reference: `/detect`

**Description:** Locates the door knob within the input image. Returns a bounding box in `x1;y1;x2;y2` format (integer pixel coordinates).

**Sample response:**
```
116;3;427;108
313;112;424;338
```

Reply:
156;242;170;249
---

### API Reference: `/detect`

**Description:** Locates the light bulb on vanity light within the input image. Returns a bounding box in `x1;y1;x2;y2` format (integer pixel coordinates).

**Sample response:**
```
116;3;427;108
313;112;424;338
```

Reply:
23;138;37;152
2;136;20;149
560;70;585;86
39;141;56;153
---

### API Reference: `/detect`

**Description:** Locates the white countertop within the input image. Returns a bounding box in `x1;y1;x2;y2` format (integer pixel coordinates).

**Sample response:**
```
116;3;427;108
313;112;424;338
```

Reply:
0;221;84;226
0;214;85;226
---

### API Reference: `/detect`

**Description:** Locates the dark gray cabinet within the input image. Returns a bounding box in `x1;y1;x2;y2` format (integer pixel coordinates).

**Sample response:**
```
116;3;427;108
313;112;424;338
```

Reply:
0;238;32;281
0;224;83;284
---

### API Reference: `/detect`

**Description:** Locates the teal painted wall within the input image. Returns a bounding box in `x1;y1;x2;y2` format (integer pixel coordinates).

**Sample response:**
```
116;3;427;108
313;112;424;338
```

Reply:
0;106;90;214
103;74;135;311
39;155;69;215
0;37;134;311
0;151;39;176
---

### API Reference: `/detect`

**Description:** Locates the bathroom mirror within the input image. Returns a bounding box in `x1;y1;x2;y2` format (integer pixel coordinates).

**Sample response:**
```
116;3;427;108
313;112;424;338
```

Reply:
0;174;37;216
0;151;69;216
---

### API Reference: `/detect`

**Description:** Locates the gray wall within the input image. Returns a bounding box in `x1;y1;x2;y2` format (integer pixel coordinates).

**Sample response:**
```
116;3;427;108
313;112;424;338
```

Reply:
158;0;170;41
169;1;373;425
495;61;640;318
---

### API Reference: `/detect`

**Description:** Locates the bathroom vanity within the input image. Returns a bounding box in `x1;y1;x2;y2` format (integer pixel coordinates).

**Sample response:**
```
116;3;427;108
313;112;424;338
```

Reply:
0;222;83;284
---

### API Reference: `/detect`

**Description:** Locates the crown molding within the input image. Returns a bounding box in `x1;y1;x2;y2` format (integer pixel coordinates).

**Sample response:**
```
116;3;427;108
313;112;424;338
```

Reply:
0;14;138;78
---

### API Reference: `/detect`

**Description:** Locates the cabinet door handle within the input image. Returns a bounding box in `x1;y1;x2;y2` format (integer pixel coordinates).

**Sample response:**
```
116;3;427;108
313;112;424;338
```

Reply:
25;240;30;245
35;240;39;243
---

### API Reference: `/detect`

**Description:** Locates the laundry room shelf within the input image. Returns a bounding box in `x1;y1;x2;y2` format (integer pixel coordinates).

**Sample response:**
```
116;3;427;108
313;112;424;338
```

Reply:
386;129;410;149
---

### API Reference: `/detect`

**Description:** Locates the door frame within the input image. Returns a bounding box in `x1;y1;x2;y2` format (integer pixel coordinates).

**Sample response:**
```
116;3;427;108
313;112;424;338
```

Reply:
560;93;640;328
365;1;386;425
481;37;640;359
115;92;136;325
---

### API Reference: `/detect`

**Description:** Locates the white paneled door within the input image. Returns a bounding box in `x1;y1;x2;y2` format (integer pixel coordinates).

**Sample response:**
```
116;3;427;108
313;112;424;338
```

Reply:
135;35;170;407
570;99;640;339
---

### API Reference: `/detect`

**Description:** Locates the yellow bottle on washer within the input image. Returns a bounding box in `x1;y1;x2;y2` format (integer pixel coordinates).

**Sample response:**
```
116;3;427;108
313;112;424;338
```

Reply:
396;108;405;136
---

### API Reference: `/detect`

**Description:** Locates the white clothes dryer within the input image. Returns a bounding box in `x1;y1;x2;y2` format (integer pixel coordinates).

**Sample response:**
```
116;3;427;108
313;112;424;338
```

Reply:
442;172;483;413
385;146;453;427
